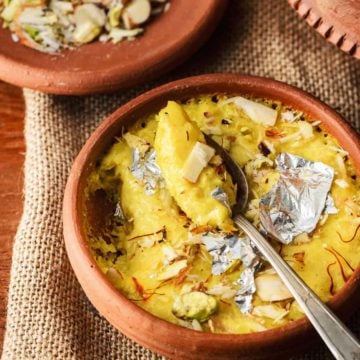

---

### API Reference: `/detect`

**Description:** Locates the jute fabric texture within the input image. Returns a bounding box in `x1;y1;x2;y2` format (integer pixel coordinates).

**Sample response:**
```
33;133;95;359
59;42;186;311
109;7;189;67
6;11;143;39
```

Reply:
2;0;360;359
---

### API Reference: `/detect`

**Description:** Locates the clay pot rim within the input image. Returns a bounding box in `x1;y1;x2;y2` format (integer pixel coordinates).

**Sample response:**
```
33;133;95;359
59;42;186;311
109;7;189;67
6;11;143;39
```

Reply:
0;1;227;95
63;73;360;358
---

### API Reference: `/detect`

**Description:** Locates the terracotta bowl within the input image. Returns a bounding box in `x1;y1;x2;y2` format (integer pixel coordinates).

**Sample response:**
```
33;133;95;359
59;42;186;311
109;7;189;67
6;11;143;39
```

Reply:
0;1;226;95
63;74;360;359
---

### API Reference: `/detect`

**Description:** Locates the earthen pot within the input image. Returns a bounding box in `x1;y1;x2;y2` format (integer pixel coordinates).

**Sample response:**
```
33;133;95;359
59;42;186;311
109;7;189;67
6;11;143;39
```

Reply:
0;1;226;95
63;74;360;359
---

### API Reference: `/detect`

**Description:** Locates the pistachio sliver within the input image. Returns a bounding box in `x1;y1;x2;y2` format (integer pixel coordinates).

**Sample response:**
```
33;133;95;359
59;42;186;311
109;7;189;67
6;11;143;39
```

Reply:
108;5;122;27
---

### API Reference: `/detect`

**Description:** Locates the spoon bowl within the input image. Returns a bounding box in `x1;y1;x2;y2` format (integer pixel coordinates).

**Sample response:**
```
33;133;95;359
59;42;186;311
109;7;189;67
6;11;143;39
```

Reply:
205;134;249;215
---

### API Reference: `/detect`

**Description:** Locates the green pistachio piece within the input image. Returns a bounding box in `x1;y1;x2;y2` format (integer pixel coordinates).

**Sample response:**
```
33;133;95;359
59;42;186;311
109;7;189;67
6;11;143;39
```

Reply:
23;24;40;40
108;6;122;28
172;291;218;322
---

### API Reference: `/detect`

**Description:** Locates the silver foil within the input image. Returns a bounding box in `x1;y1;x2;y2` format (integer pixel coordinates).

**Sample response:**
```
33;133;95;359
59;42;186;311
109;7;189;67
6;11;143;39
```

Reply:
211;187;231;212
324;194;338;215
202;233;258;275
260;153;337;244
202;232;259;313
234;267;256;314
130;148;163;195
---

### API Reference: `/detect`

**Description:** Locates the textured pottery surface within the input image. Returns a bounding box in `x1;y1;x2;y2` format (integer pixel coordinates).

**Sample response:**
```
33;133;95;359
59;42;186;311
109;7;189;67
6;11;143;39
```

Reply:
288;0;360;58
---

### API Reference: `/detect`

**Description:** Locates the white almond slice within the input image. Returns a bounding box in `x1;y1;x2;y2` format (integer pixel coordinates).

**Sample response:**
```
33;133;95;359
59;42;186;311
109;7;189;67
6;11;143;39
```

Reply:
157;259;187;281
191;319;203;331
311;120;322;127
162;244;179;265
335;154;347;177
122;0;151;29
281;110;301;122
75;4;106;26
182;141;215;183
51;0;74;13
278;132;301;144
73;4;106;43
226;97;277;126
17;7;57;26
252;305;288;320
73;21;101;43
206;284;237;300
255;273;293;302
298;121;314;139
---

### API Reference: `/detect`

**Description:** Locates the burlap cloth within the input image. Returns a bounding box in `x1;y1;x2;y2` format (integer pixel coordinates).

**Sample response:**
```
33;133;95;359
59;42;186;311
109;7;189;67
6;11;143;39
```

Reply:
2;1;360;359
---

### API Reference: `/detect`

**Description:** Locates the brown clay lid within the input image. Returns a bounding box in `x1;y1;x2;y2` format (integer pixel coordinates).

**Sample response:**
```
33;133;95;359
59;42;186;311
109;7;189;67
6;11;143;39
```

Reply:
288;0;360;58
0;1;227;95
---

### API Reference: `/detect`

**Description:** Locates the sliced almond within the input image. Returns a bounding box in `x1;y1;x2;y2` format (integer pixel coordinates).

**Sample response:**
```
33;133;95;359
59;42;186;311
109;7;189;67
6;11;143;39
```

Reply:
226;97;278;126
191;319;203;331
206;284;237;300
298;121;314;139
252;304;288;320
74;4;106;26
182;141;215;183
73;4;106;43
157;259;187;281
162;244;180;265
255;273;293;302
122;0;151;29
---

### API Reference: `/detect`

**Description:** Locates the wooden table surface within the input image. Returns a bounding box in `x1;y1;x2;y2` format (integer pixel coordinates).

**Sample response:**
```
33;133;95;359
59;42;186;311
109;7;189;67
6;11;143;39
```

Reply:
0;82;25;350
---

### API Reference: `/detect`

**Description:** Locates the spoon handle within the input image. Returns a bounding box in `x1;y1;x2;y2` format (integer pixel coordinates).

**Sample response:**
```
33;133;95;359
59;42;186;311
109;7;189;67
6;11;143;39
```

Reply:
234;214;360;360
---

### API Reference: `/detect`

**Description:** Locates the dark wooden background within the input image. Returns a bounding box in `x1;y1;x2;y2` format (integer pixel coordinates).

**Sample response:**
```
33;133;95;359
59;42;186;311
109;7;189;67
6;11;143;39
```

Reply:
0;82;25;349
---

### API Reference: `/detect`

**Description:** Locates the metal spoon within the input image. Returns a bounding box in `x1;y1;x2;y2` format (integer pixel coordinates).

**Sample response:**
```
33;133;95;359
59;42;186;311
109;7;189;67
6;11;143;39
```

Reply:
205;135;360;360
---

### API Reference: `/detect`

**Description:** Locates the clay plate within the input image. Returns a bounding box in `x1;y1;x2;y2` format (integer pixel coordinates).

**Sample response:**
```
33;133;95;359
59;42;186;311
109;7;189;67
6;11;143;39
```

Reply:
0;1;227;95
288;0;360;58
63;74;360;359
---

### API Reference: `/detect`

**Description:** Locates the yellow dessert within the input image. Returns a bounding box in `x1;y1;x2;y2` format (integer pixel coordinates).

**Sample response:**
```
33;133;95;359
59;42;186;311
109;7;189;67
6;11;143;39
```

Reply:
154;101;236;230
85;95;360;334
